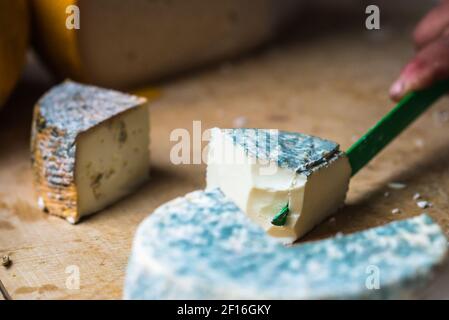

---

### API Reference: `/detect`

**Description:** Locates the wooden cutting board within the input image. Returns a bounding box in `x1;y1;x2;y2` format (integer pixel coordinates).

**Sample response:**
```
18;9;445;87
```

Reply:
2;5;449;299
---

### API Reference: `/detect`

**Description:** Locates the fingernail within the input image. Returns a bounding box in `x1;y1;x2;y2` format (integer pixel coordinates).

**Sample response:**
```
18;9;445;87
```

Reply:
390;80;404;98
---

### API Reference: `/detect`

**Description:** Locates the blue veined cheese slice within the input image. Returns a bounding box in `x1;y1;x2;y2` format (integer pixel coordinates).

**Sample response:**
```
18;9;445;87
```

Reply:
124;188;447;299
206;128;352;243
31;80;150;223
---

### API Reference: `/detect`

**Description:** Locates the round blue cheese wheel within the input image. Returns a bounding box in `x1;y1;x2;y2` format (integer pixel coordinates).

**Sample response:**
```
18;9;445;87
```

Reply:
124;188;447;299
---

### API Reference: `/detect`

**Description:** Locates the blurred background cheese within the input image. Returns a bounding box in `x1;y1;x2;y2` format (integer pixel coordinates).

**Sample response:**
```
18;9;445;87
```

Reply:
30;0;301;89
0;0;29;108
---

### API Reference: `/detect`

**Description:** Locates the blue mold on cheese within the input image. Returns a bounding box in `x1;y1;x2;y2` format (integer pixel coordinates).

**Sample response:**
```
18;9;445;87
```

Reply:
224;128;340;175
124;188;447;299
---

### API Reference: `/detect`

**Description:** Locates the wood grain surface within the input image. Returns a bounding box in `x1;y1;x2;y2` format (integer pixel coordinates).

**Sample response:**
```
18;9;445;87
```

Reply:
1;2;449;299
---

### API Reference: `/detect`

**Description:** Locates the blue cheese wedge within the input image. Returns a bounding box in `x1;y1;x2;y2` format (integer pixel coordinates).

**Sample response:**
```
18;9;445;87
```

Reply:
206;128;352;243
124;188;447;299
31;81;150;223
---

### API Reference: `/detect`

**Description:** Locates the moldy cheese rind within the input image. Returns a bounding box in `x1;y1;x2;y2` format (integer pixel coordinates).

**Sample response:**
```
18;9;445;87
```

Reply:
224;128;340;175
31;80;149;223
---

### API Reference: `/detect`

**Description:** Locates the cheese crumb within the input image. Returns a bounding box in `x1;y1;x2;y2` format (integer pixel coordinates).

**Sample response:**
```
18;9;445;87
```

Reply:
434;110;449;124
388;182;406;190
414;139;424;148
391;208;401;214
413;193;421;201
2;255;12;268
417;201;431;209
37;196;45;210
66;216;76;224
232;116;247;128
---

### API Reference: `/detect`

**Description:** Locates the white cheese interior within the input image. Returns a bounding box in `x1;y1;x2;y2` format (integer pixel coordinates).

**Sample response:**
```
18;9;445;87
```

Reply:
206;129;351;243
75;104;150;220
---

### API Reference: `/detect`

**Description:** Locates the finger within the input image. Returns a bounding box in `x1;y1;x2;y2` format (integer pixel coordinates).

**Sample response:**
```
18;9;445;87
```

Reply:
390;36;449;101
413;1;449;49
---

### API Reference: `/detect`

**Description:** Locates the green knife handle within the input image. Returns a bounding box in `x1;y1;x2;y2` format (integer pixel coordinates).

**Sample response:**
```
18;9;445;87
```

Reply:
346;79;449;176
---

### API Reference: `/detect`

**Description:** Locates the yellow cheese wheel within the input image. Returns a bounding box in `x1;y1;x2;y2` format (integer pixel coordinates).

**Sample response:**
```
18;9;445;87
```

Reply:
0;0;29;108
31;0;300;89
31;0;83;82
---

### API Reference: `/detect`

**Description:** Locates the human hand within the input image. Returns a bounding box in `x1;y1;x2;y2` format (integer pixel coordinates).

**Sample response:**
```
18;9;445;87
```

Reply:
390;1;449;101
